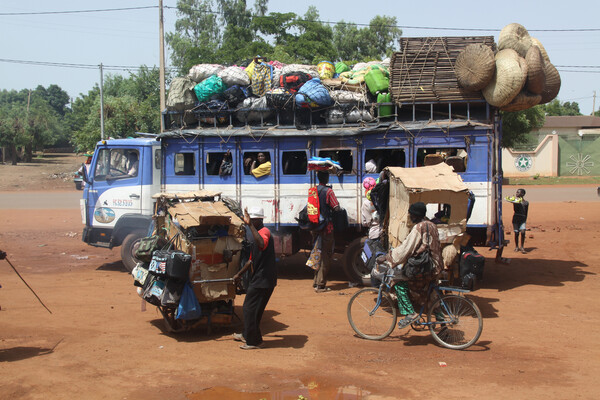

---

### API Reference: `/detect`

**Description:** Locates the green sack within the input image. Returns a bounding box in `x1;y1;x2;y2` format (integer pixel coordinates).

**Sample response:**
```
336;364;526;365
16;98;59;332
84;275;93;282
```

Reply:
364;68;389;95
335;62;350;74
377;93;393;117
194;75;226;102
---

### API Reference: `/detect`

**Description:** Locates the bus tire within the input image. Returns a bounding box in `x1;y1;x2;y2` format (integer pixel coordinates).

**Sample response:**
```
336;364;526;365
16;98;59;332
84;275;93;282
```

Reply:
343;237;370;286
121;231;146;272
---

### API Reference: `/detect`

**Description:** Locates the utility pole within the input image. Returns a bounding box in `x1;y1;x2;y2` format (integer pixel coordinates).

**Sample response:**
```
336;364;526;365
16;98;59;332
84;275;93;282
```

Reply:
593;91;597;116
159;0;166;132
99;63;105;140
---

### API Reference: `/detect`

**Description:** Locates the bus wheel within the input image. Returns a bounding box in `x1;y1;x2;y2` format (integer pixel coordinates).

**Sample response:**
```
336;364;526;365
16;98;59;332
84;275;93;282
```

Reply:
343;237;370;286
121;231;146;272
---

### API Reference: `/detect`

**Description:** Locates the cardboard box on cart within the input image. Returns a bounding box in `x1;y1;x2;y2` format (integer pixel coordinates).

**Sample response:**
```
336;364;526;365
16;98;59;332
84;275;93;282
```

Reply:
385;163;470;248
153;191;244;309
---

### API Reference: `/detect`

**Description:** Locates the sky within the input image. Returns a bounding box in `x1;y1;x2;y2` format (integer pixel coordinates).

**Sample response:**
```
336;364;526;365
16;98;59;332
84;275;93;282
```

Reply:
1;0;599;114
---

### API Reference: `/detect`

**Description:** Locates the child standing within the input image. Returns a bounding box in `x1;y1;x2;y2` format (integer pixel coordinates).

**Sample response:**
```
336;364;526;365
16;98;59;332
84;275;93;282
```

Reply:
512;188;529;254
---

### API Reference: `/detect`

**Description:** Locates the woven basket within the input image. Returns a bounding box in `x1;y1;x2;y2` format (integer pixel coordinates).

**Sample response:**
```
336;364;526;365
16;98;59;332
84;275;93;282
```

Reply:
540;63;561;104
500;91;542;112
525;46;546;94
498;23;532;58
482;50;527;107
531;38;550;63
455;44;496;91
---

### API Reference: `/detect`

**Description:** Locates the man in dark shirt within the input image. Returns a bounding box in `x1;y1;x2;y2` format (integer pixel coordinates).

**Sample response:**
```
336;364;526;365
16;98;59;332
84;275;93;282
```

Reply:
232;207;277;349
512;188;529;254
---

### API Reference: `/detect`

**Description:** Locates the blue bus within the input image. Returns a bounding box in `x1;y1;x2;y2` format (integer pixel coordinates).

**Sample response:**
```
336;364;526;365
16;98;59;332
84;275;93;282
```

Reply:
80;101;506;282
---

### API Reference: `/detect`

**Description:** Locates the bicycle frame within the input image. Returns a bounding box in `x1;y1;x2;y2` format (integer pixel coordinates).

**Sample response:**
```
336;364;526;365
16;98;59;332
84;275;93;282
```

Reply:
370;270;472;326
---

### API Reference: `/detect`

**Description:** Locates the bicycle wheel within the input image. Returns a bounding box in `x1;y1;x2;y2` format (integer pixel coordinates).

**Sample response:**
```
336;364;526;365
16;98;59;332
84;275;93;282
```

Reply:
347;288;397;340
427;294;483;350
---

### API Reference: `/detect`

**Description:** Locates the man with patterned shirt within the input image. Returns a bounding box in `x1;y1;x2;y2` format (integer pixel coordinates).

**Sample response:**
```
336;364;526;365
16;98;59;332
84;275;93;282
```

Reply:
312;171;340;292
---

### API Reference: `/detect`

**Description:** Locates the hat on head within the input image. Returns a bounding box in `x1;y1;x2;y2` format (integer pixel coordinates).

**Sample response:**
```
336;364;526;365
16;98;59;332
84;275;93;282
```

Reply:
408;202;427;218
363;176;376;191
248;206;265;219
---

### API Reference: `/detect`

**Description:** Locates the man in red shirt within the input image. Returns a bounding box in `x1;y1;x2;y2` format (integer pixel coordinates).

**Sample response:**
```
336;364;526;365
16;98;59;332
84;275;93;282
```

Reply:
312;171;340;292
233;207;277;349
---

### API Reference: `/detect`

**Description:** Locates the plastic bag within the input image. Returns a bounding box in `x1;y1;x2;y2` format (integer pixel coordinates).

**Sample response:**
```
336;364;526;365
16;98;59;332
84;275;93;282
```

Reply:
194;75;227;103
176;282;202;320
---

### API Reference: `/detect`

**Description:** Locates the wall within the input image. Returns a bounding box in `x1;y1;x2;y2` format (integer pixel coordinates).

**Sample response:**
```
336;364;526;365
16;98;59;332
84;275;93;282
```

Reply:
502;134;558;177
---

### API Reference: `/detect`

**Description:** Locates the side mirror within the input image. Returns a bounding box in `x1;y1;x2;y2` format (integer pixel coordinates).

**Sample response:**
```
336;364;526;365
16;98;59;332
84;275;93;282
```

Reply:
81;163;91;184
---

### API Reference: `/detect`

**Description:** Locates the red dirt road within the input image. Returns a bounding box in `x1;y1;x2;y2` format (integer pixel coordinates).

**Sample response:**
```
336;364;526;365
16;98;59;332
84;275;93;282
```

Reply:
0;196;599;399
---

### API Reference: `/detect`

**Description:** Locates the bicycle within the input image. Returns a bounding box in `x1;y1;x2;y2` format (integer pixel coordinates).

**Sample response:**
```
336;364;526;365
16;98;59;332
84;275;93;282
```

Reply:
347;268;483;350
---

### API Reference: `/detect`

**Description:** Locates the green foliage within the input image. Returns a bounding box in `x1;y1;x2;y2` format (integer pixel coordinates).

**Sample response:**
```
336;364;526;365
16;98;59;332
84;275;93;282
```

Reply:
542;99;582;116
0;88;64;163
500;106;546;148
70;67;162;151
167;2;402;68
333;16;402;62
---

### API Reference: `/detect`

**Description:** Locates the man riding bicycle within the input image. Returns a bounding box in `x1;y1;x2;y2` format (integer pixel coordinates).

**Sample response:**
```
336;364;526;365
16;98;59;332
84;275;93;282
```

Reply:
384;202;443;328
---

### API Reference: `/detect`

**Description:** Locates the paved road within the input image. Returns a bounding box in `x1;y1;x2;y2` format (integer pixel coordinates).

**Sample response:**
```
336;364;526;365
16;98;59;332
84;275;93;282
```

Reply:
503;185;599;202
0;186;597;209
0;191;82;209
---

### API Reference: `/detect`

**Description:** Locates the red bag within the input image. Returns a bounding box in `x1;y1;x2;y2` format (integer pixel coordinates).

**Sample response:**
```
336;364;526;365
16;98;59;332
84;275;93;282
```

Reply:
307;186;320;224
279;72;312;93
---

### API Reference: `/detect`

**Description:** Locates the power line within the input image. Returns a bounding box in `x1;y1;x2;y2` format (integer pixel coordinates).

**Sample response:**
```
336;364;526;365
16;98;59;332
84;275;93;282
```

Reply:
2;5;600;32
0;58;176;72
0;6;158;16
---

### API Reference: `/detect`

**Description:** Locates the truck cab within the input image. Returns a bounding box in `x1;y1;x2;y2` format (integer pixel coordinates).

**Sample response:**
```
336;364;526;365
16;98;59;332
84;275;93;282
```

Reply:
80;138;161;271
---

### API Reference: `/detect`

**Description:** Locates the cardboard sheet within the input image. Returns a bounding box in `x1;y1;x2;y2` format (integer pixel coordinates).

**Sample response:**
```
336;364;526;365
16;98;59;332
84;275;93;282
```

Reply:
385;164;470;247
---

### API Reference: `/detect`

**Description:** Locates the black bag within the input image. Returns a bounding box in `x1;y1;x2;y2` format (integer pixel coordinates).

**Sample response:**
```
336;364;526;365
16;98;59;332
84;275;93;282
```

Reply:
332;208;348;232
362;239;386;272
279;72;312;93
459;246;485;284
461;272;477;291
142;275;166;307
295;205;326;232
403;224;434;279
135;235;168;263
235;225;254;295
160;279;185;308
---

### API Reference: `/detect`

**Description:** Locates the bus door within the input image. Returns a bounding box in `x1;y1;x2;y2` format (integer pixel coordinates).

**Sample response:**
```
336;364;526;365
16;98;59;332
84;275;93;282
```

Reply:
202;138;238;200
239;137;276;225
163;140;200;192
314;136;359;225
86;145;143;231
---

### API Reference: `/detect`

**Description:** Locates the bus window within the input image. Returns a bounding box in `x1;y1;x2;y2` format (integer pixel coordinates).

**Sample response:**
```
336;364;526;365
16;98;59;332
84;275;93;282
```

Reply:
175;152;196;175
282;151;308;175
416;148;467;172
206;152;225;176
93;148;139;181
364;149;406;173
243;151;272;177
318;149;353;174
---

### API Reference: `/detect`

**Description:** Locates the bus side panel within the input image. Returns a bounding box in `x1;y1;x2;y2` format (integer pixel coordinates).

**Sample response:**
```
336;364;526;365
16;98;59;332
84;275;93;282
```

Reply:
202;137;238;201
163;140;201;192
314;136;361;225
238;138;277;224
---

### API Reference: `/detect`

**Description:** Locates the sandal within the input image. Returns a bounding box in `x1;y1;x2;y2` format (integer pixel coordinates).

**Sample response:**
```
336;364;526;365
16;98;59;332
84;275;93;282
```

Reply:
397;313;419;329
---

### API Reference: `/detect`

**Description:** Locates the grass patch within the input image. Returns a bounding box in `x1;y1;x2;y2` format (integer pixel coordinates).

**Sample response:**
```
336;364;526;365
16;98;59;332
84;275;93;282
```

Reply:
506;175;600;185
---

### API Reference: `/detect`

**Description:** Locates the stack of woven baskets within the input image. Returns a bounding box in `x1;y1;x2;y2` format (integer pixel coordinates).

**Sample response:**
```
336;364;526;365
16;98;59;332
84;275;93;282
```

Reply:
455;23;560;112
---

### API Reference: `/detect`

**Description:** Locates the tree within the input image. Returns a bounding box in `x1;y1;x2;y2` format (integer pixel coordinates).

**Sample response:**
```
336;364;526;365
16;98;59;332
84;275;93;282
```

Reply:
500;106;546;148
70;67;162;151
166;0;221;73
0;88;64;163
333;16;402;62
542;99;582;116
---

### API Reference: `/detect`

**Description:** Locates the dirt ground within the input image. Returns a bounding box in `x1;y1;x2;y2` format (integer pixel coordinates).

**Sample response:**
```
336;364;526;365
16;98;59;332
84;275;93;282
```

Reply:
1;155;599;399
